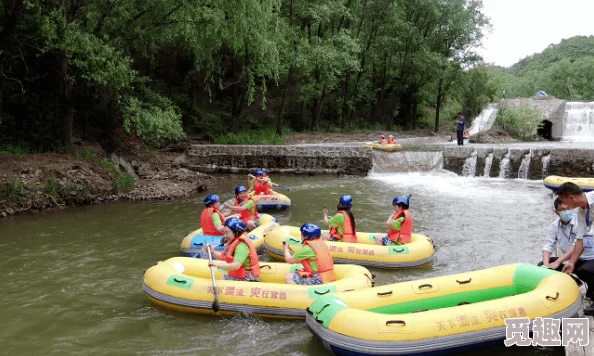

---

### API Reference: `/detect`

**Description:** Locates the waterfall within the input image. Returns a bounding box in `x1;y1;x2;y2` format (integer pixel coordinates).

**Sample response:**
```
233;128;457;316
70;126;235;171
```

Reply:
371;151;444;173
499;150;511;178
563;102;594;141
542;154;551;178
462;151;478;177
517;151;532;179
483;153;494;177
467;103;499;136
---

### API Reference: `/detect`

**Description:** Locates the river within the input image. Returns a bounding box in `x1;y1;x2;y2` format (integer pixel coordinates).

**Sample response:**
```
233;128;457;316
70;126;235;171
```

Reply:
0;171;562;355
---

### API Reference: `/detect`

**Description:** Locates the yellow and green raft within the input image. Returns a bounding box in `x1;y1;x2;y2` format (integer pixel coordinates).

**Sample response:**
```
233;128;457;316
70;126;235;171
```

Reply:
264;225;434;269
544;175;594;192
180;213;278;256
306;263;581;355
142;257;373;318
362;142;402;152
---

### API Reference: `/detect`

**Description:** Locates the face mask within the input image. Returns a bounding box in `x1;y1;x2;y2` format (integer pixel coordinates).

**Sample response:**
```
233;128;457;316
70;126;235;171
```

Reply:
559;210;574;223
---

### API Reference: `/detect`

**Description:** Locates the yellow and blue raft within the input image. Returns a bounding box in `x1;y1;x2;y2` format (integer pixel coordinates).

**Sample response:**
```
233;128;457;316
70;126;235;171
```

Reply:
544;175;594;192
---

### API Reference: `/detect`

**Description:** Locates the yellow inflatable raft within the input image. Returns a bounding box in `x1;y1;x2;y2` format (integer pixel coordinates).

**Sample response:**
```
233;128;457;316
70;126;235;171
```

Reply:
362;142;402;152
544;175;594;192
142;257;374;318
180;214;278;257
251;192;291;210
306;263;581;355
263;225;434;269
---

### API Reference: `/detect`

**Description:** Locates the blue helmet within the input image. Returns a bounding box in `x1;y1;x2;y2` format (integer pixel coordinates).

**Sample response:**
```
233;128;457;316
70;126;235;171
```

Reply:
300;223;322;240
255;170;264;177
393;195;410;206
224;217;246;233
204;194;220;207
235;185;248;195
261;168;268;175
338;194;353;208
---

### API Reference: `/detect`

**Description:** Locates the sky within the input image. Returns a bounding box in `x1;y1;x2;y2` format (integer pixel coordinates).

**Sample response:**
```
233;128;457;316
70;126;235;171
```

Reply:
476;0;594;67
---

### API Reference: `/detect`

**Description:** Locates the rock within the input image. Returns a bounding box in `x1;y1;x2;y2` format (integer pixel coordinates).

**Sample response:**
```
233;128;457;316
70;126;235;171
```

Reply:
172;154;187;167
1;212;6;217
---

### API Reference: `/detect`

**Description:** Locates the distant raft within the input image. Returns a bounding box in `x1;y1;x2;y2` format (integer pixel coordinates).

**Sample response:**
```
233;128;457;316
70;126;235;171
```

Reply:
362;142;402;152
306;263;581;356
543;175;594;192
142;257;374;318
251;192;291;211
180;213;278;256
263;225;434;269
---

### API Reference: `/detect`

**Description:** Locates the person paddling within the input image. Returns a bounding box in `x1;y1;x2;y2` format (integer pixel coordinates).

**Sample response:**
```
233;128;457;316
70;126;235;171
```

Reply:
376;195;413;245
387;135;396;144
283;223;336;285
207;218;260;282
226;185;259;231
200;194;226;236
321;194;357;243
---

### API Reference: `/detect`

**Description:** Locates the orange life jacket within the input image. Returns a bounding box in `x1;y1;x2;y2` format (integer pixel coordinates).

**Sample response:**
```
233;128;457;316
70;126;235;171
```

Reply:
222;233;260;279
329;211;357;243
254;179;272;195
200;207;225;236
388;138;396;144
297;239;336;283
387;209;413;244
234;197;259;223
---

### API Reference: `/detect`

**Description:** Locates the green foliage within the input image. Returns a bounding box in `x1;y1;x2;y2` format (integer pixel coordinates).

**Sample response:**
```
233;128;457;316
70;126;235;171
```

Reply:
0;142;38;155
113;174;135;192
43;178;60;195
0;180;28;203
497;104;543;139
215;128;284;145
123;95;184;147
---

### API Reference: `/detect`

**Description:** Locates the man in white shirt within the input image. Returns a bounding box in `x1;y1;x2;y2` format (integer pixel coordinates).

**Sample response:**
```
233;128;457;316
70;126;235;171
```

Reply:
556;182;594;314
540;198;579;270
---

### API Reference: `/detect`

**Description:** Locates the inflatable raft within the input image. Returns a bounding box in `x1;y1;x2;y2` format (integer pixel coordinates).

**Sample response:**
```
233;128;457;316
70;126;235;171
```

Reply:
180;214;278;257
544;175;594;192
142;257;374;318
251;192;291;210
306;263;581;356
362;142;402;152
263;225;434;268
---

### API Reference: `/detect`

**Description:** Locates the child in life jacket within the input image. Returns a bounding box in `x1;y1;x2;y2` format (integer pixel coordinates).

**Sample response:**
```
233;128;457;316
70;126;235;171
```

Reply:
226;185;259;231
249;170;273;195
283;223;336;285
379;135;388;144
200;194;226;236
387;135;396;144
207;218;260;282
321;194;357;243
376;195;413;245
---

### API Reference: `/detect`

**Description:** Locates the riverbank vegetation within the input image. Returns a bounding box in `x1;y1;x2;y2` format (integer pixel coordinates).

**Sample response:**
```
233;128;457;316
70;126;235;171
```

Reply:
1;0;494;153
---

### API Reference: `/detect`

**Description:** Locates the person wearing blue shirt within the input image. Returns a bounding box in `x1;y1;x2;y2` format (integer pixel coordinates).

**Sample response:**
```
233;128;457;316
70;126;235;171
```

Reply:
456;112;465;146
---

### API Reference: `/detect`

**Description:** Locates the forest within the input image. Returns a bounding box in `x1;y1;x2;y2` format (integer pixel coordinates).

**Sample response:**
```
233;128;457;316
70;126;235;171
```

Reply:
0;0;499;151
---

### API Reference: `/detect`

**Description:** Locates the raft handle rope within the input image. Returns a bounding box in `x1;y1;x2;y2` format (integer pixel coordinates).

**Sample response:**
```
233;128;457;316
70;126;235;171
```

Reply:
546;292;560;301
287;237;301;244
391;247;405;253
342;289;355;292
314;289;331;295
386;320;406;326
173;278;187;284
364;273;375;287
412;309;428;313
377;290;393;296
418;283;433;289
456;278;472;284
458;301;472;306
260;264;272;269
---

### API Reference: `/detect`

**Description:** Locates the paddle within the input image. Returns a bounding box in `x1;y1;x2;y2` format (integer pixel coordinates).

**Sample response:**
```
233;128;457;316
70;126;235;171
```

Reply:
206;246;220;312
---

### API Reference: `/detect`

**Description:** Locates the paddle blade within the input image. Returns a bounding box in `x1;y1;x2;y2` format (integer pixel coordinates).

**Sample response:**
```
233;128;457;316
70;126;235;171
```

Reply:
212;296;220;313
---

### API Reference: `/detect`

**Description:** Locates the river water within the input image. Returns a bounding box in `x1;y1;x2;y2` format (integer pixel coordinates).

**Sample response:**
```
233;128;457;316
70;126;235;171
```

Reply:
0;172;562;355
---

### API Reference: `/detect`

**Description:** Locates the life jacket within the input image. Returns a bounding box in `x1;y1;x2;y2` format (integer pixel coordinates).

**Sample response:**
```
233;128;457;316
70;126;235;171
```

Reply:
297;239;336;283
221;233;260;279
329;211;357;243
254;179;272;195
387;209;413;244
388;138;396;144
234;197;259;222
200;207;225;236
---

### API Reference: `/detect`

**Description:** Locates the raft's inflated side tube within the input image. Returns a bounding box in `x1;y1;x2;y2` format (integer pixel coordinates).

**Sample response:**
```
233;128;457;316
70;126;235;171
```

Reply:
362;142;402;152
306;263;581;356
544;175;594;192
142;257;374;318
251;192;291;211
180;214;278;256
264;225;434;269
